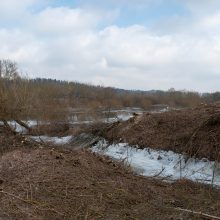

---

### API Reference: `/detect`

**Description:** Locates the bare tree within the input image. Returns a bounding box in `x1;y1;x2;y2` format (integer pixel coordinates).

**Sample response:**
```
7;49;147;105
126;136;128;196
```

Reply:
0;60;32;133
0;60;19;80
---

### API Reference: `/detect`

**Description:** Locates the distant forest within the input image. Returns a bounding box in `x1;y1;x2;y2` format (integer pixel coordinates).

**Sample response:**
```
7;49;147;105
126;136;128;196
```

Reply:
30;78;220;109
1;60;220;123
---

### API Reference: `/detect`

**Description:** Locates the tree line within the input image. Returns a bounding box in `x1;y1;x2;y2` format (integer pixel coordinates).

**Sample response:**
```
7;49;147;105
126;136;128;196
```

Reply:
0;59;219;132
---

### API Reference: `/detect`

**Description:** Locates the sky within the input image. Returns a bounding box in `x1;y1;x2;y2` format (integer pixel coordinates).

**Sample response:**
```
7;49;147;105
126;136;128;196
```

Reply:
0;0;220;92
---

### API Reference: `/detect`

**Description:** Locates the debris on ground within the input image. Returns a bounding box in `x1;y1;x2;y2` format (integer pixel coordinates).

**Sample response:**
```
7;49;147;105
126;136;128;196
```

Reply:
89;103;220;161
0;132;220;219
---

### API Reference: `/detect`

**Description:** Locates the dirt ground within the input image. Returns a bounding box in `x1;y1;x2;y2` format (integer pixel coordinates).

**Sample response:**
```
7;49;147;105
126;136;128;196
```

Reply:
0;132;220;220
89;103;220;161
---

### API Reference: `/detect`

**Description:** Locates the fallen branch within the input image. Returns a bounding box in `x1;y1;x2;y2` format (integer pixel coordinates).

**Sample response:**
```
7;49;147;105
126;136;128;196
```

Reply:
15;119;32;132
168;206;220;220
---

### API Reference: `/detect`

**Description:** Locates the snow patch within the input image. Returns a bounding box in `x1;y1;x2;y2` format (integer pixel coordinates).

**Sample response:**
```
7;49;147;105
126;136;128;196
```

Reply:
92;140;220;187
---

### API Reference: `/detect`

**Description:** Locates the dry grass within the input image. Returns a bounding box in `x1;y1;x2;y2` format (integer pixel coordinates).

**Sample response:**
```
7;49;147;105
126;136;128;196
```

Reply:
90;103;220;161
0;132;220;219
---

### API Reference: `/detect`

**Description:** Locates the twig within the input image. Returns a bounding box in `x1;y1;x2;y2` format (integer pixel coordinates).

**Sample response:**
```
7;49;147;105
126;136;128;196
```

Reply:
0;190;64;216
167;206;220;220
152;167;165;178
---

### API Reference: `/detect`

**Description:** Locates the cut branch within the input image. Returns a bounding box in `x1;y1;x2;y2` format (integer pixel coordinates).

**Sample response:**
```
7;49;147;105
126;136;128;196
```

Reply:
168;207;220;220
15;119;32;132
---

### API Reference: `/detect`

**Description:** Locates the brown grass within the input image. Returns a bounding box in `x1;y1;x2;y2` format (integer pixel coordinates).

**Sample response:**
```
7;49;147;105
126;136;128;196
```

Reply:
0;132;220;219
89;103;220;161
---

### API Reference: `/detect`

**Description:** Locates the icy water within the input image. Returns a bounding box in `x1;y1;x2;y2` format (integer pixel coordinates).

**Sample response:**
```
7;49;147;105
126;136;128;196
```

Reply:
91;140;220;187
28;134;220;188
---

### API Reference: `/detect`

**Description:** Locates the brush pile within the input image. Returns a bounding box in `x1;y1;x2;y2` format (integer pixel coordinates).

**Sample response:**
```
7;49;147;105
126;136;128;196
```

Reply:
89;103;220;161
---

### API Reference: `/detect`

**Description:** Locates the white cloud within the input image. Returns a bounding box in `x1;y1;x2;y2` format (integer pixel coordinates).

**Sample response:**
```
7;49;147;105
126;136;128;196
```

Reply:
30;7;100;34
0;2;220;92
0;29;42;62
198;11;220;31
182;0;220;13
0;0;38;20
0;0;35;10
99;25;179;68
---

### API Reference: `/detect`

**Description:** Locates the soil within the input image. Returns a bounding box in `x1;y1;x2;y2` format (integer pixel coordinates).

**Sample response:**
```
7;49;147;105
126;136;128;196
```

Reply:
0;132;220;219
89;103;220;161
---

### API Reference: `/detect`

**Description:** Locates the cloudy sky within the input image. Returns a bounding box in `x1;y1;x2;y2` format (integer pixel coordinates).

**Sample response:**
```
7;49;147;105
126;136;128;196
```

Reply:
0;0;220;92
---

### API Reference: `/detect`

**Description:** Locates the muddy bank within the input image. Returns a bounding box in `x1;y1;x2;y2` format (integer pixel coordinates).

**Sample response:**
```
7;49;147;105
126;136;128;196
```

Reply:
88;103;220;161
